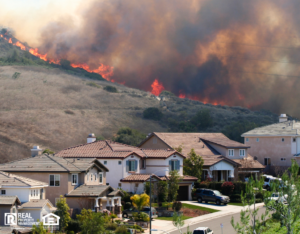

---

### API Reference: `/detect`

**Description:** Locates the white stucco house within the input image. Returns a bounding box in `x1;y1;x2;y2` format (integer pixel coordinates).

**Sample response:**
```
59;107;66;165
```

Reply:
0;171;56;227
55;134;198;200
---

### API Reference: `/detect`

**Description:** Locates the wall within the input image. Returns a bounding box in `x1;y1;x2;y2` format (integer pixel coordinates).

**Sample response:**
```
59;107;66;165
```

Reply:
96;159;124;188
19;208;41;226
121;182;145;194
208;142;247;159
84;168;107;185
2;188;30;203
10;172;69;206
245;136;297;167
139;135;170;149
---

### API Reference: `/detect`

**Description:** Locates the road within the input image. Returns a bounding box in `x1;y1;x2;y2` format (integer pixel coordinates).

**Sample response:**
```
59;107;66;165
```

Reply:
169;206;267;234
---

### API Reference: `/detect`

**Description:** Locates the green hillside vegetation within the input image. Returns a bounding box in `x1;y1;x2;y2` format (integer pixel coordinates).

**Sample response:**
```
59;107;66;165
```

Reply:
0;36;281;162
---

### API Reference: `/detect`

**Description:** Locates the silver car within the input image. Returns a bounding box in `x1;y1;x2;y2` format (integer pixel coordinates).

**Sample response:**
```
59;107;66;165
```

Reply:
122;207;158;219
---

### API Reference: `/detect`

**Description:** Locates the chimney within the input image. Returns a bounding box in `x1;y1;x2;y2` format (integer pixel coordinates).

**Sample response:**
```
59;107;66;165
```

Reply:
31;146;42;157
279;114;288;123
87;133;96;143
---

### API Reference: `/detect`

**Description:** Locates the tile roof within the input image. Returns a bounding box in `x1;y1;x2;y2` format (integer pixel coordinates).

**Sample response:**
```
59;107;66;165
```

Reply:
233;155;265;169
0;155;108;173
0;196;21;205
55;140;183;159
242;120;300;136
0;226;31;234
20;199;54;209
200;137;249;148
121;174;163;182
159;175;198;181
66;184;118;197
0;171;47;187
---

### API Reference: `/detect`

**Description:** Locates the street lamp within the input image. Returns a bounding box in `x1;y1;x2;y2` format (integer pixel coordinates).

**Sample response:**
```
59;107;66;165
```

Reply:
150;169;169;234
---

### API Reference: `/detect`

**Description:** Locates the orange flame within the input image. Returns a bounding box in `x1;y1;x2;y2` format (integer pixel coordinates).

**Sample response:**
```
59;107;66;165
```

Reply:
179;90;186;98
14;41;26;51
151;79;164;96
0;35;2;38
29;48;48;61
8;38;12;44
70;63;114;81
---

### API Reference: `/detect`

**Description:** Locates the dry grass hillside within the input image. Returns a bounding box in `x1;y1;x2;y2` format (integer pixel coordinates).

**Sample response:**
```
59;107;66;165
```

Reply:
0;66;166;162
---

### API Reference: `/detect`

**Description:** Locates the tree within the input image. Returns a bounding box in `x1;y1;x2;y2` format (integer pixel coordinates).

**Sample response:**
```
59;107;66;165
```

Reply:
55;195;71;231
103;85;118;93
31;221;47;234
168;170;181;202
172;212;192;234
60;59;71;70
157;181;168;202
231;177;270;234
264;160;300;234
130;193;150;212
112;127;146;146
77;209;105;234
42;149;55;154
223;120;258;143
183;149;204;182
143;107;163;121
190;109;213;130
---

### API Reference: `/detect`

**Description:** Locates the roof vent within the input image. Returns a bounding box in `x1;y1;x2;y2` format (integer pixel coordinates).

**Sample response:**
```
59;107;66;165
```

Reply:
279;114;288;123
31;146;42;157
87;133;96;144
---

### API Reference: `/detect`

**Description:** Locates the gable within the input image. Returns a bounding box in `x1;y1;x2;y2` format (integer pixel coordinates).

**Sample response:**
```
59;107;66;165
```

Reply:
210;160;235;171
139;135;171;149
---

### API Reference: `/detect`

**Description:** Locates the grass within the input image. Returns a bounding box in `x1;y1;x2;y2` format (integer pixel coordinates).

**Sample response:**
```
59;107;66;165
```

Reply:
228;202;244;206
181;203;219;213
155;216;191;221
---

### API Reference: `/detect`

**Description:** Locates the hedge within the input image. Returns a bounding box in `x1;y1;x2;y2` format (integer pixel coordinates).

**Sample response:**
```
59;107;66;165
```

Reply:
194;182;247;195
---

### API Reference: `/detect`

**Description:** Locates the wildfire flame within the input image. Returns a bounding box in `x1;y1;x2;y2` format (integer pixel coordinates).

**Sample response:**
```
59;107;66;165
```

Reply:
70;63;114;81
14;41;26;51
151;79;165;96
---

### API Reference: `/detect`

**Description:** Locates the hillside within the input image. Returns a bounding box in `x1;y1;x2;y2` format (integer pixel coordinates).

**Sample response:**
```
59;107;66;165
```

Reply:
0;37;279;163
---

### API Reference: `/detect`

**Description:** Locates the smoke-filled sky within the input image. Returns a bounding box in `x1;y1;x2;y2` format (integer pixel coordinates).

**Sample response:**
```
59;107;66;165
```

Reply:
2;0;300;116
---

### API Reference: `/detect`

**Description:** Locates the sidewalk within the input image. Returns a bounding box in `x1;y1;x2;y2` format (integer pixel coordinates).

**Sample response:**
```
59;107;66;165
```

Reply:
147;202;265;234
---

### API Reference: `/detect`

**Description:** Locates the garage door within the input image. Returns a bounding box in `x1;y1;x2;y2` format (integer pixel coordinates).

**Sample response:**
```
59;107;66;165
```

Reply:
177;186;189;201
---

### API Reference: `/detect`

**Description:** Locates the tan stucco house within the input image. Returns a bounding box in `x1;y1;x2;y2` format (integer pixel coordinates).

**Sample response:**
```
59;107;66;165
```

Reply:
139;132;264;181
242;114;300;174
0;154;123;217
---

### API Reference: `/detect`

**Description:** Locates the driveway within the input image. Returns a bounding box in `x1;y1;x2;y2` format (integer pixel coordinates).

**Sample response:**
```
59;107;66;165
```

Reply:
181;201;243;212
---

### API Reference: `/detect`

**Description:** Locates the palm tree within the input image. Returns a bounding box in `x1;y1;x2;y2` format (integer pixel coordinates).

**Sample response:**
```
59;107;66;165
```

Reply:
130;193;150;213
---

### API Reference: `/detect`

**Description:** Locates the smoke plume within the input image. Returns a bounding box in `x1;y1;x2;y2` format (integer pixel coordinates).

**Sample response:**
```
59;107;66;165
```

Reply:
3;0;300;116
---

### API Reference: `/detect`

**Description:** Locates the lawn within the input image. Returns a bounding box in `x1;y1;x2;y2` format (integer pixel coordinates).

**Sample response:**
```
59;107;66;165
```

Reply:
181;203;219;213
155;216;191;221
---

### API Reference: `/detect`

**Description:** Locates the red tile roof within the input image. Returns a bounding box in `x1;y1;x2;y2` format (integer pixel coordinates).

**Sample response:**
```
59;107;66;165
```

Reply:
121;174;163;182
160;175;198;181
56;140;184;159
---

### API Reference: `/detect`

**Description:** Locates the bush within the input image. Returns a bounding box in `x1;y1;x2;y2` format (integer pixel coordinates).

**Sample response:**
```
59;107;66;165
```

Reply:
127;225;144;233
230;194;241;203
221;181;234;195
256;192;264;200
232;182;246;194
104;85;118;93
115;225;128;234
255;198;262;203
112;127;146;146
132;212;149;222
143;107;163;121
172;201;182;212
66;220;81;233
272;212;281;220
106;222;118;230
86;82;101;88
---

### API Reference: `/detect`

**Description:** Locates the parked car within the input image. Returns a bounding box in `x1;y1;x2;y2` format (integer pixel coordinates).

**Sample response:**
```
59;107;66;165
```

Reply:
194;188;230;205
193;227;213;234
268;192;287;203
263;176;281;190
122;207;158;219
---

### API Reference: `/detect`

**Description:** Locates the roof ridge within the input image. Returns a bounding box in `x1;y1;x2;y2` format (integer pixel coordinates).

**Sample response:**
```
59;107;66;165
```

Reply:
45;154;73;172
106;140;143;150
0;171;46;186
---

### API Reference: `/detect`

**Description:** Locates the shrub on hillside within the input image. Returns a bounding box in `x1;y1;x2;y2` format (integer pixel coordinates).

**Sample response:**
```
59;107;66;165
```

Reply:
104;85;118;93
143;107;163;120
112;127;146;146
221;181;234;195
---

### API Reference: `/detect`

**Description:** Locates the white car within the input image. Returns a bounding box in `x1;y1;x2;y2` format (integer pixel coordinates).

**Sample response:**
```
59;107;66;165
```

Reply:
263;176;281;190
268;192;287;203
193;227;213;234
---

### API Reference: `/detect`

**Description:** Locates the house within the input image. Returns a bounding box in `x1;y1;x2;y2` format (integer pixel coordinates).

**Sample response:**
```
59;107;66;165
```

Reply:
0;153;124;217
55;134;198;200
0;171;55;227
242;114;300;173
139;132;265;181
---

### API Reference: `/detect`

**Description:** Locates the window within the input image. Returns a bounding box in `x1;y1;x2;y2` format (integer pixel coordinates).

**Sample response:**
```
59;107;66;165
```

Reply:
104;161;107;165
127;160;137;172
94;173;97;180
36;190;39;196
153;138;157;144
169;160;180;171
118;161;122;165
140;159;146;169
282;138;285;142
256;138;259;142
246;138;249;142
34;190;36;196
72;174;78;185
281;158;286;161
228;149;234;157
264;158;271;166
31;190;33;196
99;173;103;184
239;149;246;157
1;190;6;195
90;173;93;181
293;138;296;142
50;175;60;186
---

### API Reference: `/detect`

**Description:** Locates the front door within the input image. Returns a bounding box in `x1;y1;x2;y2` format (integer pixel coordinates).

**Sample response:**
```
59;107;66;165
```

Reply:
177;186;189;201
218;171;221;182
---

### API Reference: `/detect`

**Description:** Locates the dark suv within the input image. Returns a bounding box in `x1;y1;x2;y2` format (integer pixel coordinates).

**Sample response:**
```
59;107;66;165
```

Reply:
194;189;230;205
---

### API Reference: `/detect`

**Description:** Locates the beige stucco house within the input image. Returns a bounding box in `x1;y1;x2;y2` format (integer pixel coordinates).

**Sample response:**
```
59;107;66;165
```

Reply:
139;132;264;181
0;154;123;217
242;114;300;174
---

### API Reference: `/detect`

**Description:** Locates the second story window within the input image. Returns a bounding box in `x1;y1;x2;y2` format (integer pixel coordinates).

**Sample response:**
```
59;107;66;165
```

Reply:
99;173;103;184
104;161;107;165
49;175;60;187
239;149;246;157
228;149;234;157
90;173;93;181
246;138;249;142
126;160;137;172
140;159;146;169
72;174;78;185
1;190;5;195
169;160;180;171
118;161;122;165
282;138;285;142
256;138;259;142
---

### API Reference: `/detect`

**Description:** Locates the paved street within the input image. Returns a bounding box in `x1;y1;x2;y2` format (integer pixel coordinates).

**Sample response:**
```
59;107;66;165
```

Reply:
169;206;267;234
